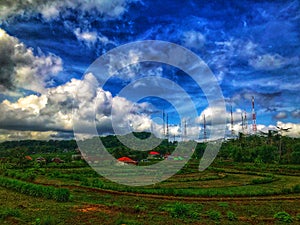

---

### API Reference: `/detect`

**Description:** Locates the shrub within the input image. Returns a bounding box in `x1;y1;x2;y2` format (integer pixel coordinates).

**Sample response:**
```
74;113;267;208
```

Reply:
0;176;70;202
251;177;273;185
207;210;221;221
293;184;300;193
0;207;21;220
39;215;58;225
274;211;293;223
227;211;237;221
54;188;70;202
170;202;190;218
218;202;229;207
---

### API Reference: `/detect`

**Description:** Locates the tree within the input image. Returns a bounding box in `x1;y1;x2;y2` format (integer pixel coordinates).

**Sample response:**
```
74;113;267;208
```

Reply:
9;147;30;168
257;145;277;163
291;143;300;164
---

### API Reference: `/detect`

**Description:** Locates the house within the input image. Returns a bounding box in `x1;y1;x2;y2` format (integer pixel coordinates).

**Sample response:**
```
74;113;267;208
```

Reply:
148;151;160;159
36;157;46;163
25;155;33;161
71;154;83;161
51;157;64;164
117;157;137;165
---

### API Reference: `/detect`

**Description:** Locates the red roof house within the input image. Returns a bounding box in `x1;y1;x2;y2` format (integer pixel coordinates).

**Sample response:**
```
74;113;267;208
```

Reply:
149;151;160;155
117;157;137;165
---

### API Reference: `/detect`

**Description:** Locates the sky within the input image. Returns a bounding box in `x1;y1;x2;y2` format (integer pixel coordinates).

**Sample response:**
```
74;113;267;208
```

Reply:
0;0;299;141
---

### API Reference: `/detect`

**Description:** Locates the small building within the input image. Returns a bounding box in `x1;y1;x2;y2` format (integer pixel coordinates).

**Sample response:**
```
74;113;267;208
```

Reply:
36;157;46;163
51;157;64;164
117;157;137;165
71;154;83;161
25;155;33;161
148;151;161;159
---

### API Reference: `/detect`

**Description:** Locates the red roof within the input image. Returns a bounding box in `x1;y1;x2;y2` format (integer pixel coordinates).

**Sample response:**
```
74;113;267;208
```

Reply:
118;157;136;163
25;155;33;161
149;151;160;155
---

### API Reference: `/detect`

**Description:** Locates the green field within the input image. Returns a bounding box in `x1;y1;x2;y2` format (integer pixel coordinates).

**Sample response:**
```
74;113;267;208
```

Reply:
1;159;300;225
0;135;300;224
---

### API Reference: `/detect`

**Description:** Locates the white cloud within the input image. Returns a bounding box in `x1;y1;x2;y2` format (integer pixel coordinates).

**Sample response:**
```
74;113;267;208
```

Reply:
0;73;160;140
0;129;58;142
276;121;300;138
0;0;139;22
183;31;205;50
74;28;98;46
0;28;62;94
249;53;299;71
274;111;288;120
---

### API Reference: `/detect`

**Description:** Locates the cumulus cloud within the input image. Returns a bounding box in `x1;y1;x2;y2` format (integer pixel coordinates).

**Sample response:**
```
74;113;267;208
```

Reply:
0;28;62;94
249;53;299;71
0;73;159;140
276;121;300;138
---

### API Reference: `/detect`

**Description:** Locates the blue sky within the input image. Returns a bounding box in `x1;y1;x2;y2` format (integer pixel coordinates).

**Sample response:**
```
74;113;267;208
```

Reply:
0;0;299;140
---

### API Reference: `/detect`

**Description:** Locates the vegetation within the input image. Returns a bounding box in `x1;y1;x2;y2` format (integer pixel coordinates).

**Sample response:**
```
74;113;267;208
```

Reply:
227;211;238;221
0;207;21;220
0;133;300;224
206;209;221;221
0;176;70;202
274;211;293;223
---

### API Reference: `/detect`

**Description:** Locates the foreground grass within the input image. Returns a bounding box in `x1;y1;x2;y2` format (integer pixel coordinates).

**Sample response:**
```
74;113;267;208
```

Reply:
1;161;300;224
0;185;300;225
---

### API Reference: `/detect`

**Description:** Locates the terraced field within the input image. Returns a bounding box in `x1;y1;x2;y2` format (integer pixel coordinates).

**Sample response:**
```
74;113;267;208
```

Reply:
1;160;300;224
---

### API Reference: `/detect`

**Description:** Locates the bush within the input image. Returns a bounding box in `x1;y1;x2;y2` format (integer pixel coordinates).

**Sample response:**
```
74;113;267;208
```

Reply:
170;202;190;218
293;184;300;193
218;202;229;207
207;210;221;221
34;215;58;225
0;176;70;202
227;211;237;221
0;207;20;220
251;177;273;185
274;211;293;223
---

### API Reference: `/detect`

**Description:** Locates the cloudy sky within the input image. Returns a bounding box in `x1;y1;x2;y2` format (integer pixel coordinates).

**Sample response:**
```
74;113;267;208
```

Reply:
0;0;299;141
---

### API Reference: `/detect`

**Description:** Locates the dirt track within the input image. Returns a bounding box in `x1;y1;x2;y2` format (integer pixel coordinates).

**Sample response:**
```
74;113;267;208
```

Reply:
47;182;300;203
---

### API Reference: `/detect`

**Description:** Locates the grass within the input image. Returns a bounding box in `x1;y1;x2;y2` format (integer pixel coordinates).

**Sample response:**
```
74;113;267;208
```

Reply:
0;176;70;202
206;209;221;221
1;161;300;224
274;211;293;223
0;207;21;220
227;211;238;221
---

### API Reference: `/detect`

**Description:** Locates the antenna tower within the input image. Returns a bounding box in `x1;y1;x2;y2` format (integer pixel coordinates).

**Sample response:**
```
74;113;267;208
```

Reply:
162;110;165;137
241;112;244;133
252;96;257;133
244;111;248;134
203;114;207;141
166;113;169;141
230;105;234;136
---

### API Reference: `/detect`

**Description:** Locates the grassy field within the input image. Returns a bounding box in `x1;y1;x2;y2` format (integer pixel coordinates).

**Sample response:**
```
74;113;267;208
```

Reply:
0;160;300;224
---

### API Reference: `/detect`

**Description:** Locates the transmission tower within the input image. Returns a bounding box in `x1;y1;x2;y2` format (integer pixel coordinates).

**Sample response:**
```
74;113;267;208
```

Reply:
203;114;207;141
252;96;257;133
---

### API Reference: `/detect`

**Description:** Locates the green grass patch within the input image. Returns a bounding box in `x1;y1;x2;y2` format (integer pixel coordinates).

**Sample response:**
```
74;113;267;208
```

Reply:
0;207;21;220
274;211;293;223
0;176;70;202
